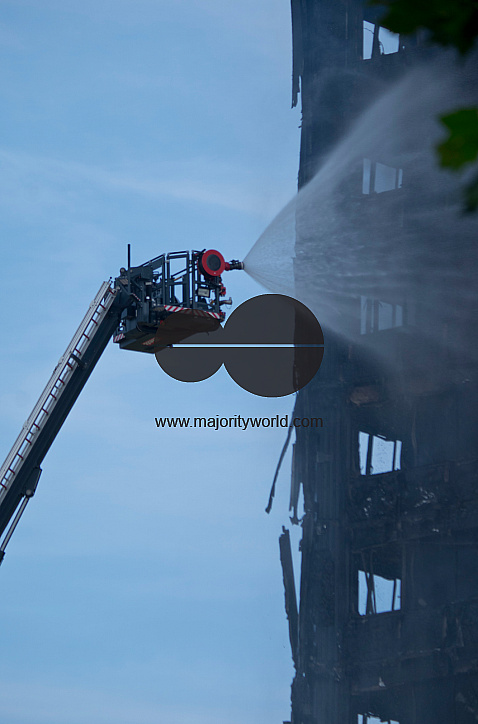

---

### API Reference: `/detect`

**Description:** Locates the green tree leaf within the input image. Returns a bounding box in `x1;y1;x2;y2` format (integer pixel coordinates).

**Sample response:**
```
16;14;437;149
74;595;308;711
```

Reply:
438;108;478;170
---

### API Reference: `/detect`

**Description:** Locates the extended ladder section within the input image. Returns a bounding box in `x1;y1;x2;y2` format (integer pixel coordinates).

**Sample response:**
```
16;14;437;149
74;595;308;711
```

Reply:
0;282;124;560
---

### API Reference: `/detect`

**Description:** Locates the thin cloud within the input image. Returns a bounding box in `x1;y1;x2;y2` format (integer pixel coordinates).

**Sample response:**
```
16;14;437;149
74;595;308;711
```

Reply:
0;148;289;219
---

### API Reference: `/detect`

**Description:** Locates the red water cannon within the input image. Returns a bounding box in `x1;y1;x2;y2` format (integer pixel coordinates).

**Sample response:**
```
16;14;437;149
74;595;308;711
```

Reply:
198;249;244;278
225;258;245;271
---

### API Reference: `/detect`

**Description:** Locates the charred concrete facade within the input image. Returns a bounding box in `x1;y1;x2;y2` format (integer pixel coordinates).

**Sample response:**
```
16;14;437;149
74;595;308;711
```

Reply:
279;2;478;723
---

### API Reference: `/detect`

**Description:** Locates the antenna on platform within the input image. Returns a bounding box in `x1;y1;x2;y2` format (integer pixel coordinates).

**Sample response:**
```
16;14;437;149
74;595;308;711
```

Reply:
126;243;132;294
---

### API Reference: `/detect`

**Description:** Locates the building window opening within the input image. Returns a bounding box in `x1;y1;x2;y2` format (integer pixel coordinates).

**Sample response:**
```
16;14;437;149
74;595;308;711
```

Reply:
363;159;403;194
375;162;402;193
362;158;372;193
363;20;400;59
359;432;402;475
363;21;375;60
360;297;404;334
358;568;401;615
379;26;400;54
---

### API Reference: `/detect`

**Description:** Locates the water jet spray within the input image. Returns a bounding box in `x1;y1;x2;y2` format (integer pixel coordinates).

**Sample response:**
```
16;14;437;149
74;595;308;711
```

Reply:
244;55;478;366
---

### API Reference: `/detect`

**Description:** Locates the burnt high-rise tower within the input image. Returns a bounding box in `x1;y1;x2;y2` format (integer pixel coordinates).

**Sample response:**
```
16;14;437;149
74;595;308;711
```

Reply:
277;3;478;723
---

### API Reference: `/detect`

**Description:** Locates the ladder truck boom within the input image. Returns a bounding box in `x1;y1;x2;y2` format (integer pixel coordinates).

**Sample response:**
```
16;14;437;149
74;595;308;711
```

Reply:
0;282;125;558
0;248;243;563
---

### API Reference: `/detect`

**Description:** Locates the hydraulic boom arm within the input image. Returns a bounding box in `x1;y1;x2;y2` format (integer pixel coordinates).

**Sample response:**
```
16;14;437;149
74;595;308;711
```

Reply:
0;282;126;560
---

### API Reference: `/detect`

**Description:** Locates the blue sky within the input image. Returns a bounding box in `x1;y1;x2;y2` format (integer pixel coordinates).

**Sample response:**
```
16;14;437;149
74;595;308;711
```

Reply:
0;2;303;723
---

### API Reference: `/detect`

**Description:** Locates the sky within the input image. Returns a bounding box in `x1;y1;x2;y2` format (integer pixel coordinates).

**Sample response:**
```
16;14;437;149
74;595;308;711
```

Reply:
0;2;304;723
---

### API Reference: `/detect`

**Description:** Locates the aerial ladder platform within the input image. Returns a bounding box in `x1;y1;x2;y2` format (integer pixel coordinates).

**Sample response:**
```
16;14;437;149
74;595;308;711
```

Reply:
0;248;243;563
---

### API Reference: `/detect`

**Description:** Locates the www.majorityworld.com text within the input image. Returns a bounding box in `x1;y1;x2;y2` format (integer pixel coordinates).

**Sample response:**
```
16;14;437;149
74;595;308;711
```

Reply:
154;415;324;431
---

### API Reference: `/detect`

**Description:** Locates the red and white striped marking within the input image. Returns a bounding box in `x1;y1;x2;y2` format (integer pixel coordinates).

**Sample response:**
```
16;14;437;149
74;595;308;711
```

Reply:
116;306;224;349
164;305;222;319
